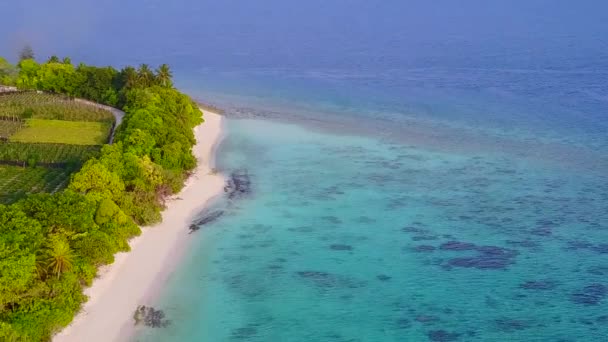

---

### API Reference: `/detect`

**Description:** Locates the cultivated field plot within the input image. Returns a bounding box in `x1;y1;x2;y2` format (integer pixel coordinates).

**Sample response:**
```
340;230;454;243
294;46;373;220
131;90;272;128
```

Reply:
0;143;100;164
10;119;112;145
0;165;70;203
0;120;23;139
0;92;115;122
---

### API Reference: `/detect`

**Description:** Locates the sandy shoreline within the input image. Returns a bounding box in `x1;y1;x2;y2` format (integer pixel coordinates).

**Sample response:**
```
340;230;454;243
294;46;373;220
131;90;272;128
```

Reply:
53;110;225;342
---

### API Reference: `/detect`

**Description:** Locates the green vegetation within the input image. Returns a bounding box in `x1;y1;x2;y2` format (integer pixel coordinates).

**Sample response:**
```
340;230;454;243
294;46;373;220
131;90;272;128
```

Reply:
0;50;203;341
0;143;99;166
0;92;114;122
10;119;111;145
0;165;71;203
0;57;17;85
0;120;23;139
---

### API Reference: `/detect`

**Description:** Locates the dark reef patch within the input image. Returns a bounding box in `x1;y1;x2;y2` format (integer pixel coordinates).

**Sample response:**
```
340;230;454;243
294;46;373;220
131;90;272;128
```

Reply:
296;271;364;289
445;245;518;270
592;244;608;254
440;241;477;251
356;216;376;224
412;235;439;241
520;280;558;290
414;245;436;252
376;274;392;281
231;326;257;340
133;305;170;328
416;315;440;324
394;318;411;329
330;244;353;251
570;284;607;306
428;329;460;341
402;226;429;234
322;216;343;224
505;240;539;248
494;318;531;332
224;169;252;199
587;266;608;276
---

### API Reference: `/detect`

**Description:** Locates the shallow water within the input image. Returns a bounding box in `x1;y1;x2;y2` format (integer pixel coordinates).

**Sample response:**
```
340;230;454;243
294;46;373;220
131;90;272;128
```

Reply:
136;109;608;341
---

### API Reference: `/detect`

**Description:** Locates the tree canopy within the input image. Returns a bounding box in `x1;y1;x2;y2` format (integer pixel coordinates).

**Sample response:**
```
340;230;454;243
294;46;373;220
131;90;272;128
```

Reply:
0;54;203;340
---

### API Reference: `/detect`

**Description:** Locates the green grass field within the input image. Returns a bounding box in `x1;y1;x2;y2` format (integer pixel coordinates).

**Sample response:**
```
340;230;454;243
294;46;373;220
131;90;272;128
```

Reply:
0;165;71;203
10;119;112;145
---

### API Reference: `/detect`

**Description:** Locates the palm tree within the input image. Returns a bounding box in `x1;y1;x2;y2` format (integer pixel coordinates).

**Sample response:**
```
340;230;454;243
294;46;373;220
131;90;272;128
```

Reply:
47;55;60;63
155;64;173;88
138;64;154;87
44;237;74;277
120;66;138;89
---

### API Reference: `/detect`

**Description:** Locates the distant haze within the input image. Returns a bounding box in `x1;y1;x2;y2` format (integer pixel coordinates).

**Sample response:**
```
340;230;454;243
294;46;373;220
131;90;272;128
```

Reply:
2;0;607;70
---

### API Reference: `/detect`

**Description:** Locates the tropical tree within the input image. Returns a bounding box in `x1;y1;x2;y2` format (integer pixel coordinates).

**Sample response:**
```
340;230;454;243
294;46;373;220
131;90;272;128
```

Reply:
44;236;74;277
47;55;60;63
155;64;173;87
137;64;154;87
62;57;72;65
19;45;35;61
119;66;138;89
0;57;16;85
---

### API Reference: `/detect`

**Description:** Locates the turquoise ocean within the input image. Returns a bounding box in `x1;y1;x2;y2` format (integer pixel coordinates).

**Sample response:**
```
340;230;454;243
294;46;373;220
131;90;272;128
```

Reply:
2;1;606;341
134;65;608;341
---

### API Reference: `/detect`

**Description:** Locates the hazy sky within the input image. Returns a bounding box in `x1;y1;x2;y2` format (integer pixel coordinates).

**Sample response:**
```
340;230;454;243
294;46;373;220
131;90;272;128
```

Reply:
2;0;607;69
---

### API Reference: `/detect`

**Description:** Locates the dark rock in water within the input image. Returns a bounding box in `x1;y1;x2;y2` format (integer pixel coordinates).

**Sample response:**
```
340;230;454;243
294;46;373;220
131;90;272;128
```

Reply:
330;244;353;251
133;305;170;328
439;241;477;251
189;210;224;233
520;280;558;290
224;169;252;199
376;274;392;281
428;330;460;341
494;318;531;332
414;245;436;252
570;284;607;306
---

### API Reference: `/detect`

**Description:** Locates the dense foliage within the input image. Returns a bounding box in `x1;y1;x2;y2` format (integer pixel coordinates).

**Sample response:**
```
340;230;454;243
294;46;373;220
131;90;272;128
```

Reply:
0;53;203;341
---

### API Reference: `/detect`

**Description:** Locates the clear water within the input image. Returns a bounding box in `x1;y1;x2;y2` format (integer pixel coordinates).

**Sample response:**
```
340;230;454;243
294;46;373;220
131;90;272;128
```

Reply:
137;114;608;341
2;1;608;341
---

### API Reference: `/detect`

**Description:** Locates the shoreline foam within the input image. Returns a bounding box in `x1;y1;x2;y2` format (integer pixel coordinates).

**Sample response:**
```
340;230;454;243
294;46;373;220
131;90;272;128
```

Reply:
53;110;225;342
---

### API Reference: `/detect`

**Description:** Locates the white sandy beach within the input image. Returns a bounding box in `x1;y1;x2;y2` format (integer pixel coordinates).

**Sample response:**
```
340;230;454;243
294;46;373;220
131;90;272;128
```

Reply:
53;110;225;342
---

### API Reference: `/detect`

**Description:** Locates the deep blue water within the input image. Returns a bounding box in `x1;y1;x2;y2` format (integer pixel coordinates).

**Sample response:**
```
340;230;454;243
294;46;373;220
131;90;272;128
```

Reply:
3;1;608;341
